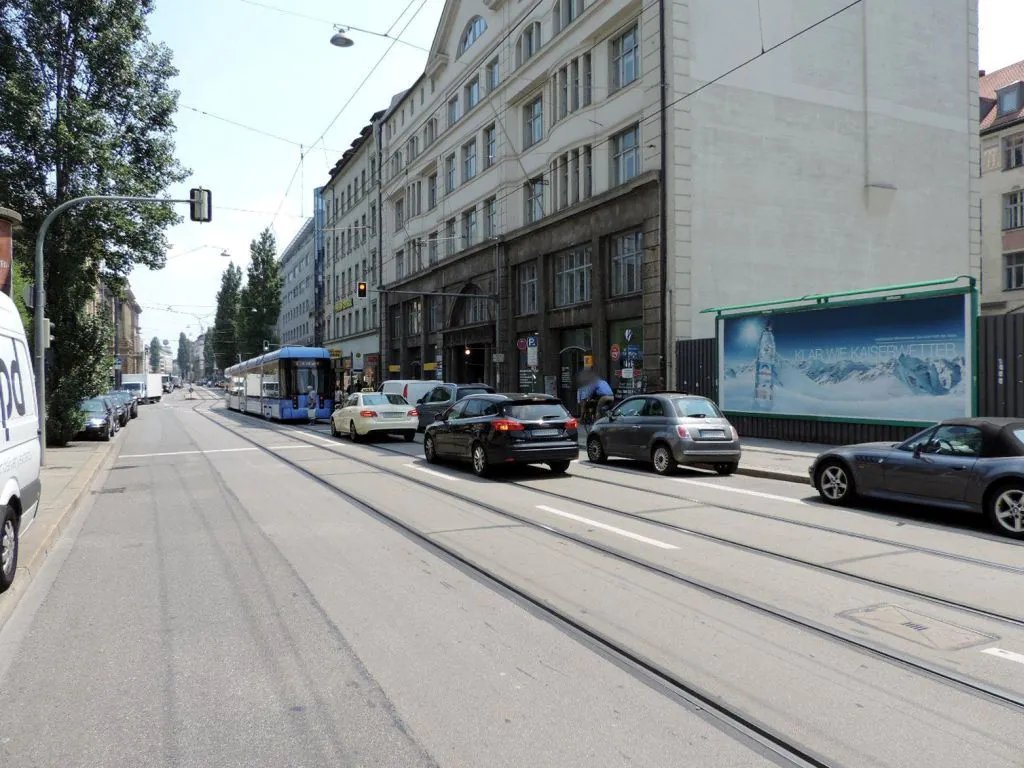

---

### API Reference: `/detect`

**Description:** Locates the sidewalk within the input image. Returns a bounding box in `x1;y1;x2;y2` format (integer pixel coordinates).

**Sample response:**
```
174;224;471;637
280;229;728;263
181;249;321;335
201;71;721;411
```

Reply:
576;432;824;484
0;438;116;629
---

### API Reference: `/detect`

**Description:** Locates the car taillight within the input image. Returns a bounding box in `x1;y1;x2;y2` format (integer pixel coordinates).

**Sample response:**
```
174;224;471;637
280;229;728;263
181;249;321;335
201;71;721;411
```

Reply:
730;425;739;440
565;417;578;430
319;395;324;408
676;425;690;438
403;384;409;398
292;395;298;408
408;409;418;416
360;409;378;417
492;419;524;432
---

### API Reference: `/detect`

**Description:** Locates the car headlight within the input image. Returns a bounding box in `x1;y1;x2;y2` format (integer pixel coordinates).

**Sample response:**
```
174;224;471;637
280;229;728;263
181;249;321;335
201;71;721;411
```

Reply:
88;418;105;426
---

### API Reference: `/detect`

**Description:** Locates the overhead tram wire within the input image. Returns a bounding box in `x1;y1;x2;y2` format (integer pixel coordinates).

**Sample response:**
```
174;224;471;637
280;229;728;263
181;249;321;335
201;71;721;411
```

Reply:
371;0;866;278
179;104;346;154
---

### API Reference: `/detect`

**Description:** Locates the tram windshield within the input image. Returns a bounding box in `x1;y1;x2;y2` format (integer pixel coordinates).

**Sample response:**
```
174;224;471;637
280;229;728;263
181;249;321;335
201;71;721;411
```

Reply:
282;358;332;396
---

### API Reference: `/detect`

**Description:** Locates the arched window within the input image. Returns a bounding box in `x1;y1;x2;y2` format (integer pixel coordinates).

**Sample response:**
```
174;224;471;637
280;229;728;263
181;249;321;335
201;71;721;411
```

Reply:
515;22;542;68
458;16;487;57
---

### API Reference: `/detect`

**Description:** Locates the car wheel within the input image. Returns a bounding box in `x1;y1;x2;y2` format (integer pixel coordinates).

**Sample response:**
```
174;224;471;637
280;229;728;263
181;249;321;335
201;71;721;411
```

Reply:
816;460;854;505
548;460;570;474
587;436;607;464
715;463;738;476
471;443;490;478
330;419;338;437
424;434;438;464
652;443;677;476
0;506;18;593
102;424;111;442
985;482;1024;539
349;420;361;443
403;431;415;443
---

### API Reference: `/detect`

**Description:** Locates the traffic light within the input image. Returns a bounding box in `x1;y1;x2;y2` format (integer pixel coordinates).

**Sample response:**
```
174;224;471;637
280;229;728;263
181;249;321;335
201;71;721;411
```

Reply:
263;340;270;352
189;188;212;223
42;318;55;349
357;281;367;298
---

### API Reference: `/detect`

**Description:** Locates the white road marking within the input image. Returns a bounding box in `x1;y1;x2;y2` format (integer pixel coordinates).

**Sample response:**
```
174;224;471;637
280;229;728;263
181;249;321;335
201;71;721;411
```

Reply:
119;447;255;459
405;463;461;481
982;647;1024;665
266;445;315;451
535;505;678;550
287;429;338;444
674;478;806;504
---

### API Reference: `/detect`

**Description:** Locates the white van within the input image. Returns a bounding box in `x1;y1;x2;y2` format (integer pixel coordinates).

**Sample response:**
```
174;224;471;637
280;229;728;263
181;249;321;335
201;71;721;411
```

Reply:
380;379;440;407
0;291;41;593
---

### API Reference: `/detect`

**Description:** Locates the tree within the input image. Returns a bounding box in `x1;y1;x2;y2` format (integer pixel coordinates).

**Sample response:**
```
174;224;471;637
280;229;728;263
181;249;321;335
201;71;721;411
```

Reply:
176;331;191;378
212;262;242;369
48;309;113;445
236;228;281;360
149;335;161;373
0;1;187;445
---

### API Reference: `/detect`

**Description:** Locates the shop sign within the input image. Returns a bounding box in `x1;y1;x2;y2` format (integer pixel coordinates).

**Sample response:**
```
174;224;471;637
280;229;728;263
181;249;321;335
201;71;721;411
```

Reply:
334;298;354;312
388;364;401;373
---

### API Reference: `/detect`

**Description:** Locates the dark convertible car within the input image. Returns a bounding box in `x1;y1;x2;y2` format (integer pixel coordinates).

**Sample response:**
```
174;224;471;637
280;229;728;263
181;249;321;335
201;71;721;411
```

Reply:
809;418;1024;539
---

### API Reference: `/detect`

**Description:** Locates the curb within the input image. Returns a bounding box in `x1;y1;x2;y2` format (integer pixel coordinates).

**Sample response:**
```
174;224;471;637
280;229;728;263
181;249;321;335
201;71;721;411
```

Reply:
0;438;117;630
734;466;809;485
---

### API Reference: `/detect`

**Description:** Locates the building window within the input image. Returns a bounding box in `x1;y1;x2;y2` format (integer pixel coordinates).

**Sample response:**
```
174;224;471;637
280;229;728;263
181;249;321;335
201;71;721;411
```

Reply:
424;118;437;148
445;154;457;193
998;85;1021;117
1004;134;1024;170
391;151;402;178
524;177;544;224
361;169;366;192
445;218;456;256
612;124;640;185
611;24;639;89
582;52;592;106
1005;252;1024;291
517;261;538;315
558;154;569;210
406;136;418;162
516;21;542;67
390;307;401;340
465;293;491;324
552;0;580;34
611;231;643;296
583;144;593;198
458;15;487;57
428;232;439;264
524;95;543;148
428;173;438;209
484;124;496;168
465;77;480;110
554;247;592;307
486;57;500;91
461;207;478;248
483;196;497;238
448;95;460;127
1004;191;1024;230
396;249;405;280
407;298;422;336
408;180;422;217
370;156;377;182
361;214;367;242
463;139;477;181
394;197;405;230
428;296;443;331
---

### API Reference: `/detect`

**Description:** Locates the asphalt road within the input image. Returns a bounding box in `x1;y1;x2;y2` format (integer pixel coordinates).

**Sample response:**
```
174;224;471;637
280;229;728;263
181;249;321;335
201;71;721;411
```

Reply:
1;389;1022;767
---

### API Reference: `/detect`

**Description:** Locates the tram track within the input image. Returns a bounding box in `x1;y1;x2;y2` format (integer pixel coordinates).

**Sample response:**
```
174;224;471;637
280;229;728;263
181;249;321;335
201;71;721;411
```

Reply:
193;403;1024;718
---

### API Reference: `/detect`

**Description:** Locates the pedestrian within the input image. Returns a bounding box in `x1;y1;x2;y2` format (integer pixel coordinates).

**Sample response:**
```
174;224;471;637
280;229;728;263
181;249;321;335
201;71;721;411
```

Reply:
307;383;317;424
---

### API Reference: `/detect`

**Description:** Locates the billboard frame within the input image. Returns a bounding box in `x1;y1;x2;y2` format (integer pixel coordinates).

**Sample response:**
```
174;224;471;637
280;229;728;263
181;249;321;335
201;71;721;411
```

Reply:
703;277;979;428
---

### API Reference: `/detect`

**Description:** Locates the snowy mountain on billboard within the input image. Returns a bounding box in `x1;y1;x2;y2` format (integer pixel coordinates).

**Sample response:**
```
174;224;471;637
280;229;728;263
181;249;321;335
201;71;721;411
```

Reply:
723;354;965;399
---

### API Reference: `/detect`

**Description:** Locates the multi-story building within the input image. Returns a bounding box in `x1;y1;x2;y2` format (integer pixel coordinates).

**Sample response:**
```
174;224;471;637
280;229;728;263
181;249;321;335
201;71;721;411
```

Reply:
320;110;386;390
159;341;173;374
374;0;978;400
277;218;316;347
192;332;206;378
980;61;1024;314
90;281;143;378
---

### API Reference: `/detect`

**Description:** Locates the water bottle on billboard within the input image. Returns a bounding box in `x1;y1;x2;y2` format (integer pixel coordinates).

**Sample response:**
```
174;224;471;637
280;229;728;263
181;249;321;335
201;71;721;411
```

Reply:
753;320;776;410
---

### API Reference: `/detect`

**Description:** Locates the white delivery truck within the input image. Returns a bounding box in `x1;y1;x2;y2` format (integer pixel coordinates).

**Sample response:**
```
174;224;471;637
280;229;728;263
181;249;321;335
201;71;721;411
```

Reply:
122;373;163;404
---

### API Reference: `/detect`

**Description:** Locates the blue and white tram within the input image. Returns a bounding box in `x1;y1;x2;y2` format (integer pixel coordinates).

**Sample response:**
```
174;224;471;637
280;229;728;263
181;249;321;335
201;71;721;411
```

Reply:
224;346;334;421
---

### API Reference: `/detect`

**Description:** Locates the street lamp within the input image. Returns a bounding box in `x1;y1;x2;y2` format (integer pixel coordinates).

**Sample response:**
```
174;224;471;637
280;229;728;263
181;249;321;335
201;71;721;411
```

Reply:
329;24;429;52
167;244;232;261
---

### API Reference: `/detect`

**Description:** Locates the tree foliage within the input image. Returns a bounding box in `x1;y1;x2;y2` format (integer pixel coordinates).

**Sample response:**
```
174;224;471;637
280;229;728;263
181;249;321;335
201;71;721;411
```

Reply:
236;228;281;360
212;262;242;369
149;335;160;372
48;308;113;445
176;331;190;377
0;0;187;444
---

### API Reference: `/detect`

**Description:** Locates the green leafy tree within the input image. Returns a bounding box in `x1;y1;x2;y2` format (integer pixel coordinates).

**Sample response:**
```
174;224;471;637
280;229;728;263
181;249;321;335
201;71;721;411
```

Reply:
0;0;187;445
236;228;281;359
149;335;161;373
176;331;191;377
50;309;113;445
212;262;242;369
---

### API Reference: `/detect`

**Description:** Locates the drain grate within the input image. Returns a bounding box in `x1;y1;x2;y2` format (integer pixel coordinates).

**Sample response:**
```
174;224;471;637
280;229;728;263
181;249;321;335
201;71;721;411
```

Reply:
839;603;997;650
96;487;126;495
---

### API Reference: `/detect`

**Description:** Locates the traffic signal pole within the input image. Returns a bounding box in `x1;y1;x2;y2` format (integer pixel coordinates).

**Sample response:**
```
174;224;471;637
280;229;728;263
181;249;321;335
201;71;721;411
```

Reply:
34;190;211;464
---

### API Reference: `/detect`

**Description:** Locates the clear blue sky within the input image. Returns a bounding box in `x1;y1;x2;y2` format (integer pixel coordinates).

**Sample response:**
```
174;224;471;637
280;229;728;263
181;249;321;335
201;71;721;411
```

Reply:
134;0;1020;355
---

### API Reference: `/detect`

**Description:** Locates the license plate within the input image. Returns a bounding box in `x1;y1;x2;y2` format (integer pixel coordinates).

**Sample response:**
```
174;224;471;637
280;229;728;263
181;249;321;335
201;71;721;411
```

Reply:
700;429;726;438
531;429;560;438
383;412;404;419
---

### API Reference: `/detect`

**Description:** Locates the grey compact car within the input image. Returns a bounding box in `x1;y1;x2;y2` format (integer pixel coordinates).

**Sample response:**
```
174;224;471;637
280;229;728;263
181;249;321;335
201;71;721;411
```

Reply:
586;393;741;475
810;417;1024;539
414;383;495;431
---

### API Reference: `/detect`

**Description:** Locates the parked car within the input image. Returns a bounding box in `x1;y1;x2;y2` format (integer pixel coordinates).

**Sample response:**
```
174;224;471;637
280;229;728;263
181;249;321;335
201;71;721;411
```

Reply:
414;383;496;431
424;393;578;477
77;398;116;441
101;394;125;430
810;417;1024;539
0;290;42;594
108;390;137;420
331;392;418;442
586;393;741;476
380;380;442;410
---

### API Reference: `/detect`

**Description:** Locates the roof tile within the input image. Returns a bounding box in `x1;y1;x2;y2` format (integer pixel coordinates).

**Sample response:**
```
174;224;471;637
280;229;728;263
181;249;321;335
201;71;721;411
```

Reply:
980;60;1024;133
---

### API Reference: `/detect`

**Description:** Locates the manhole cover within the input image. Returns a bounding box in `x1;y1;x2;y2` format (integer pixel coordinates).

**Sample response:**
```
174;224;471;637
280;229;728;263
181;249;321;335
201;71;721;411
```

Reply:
839;603;997;650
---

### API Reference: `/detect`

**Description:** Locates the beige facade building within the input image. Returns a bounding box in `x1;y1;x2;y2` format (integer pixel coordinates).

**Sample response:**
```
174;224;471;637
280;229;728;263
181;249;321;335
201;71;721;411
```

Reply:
980;60;1024;314
90;282;143;375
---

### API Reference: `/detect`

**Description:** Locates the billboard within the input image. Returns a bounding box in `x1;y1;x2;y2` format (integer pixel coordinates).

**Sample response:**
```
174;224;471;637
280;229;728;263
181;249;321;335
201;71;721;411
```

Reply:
718;293;972;423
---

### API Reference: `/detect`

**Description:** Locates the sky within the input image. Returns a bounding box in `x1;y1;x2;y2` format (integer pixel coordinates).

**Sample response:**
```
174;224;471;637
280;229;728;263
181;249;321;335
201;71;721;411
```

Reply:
135;0;1021;355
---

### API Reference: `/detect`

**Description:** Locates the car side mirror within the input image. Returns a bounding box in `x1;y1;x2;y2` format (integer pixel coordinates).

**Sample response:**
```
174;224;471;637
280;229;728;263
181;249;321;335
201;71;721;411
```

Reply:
606;412;616;421
433;413;445;423
913;444;923;458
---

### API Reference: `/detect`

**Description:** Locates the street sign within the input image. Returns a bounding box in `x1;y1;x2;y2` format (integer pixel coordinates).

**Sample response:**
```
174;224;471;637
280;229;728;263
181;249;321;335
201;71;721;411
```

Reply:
527;346;537;367
610;344;620;361
492;353;505;363
113;356;122;371
517;338;528;351
583;354;593;368
527;336;538;347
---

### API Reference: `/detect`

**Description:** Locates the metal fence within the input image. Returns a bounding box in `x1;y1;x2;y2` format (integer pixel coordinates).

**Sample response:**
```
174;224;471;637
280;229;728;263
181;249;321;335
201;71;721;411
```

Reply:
978;313;1024;418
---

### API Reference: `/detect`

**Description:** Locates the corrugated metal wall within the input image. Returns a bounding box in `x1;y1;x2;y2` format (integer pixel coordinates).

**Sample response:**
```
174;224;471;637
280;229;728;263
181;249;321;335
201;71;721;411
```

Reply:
675;338;717;399
978;314;1024;418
